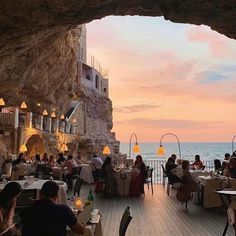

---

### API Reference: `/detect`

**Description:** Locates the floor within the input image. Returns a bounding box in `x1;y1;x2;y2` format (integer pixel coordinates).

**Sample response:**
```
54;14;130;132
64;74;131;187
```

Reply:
79;184;234;236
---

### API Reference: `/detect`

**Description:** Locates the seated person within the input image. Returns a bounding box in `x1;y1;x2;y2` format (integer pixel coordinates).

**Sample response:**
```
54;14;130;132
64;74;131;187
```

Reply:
75;152;87;165
65;155;78;189
91;154;103;182
130;155;147;197
191;155;204;170
181;160;200;192
0;182;22;235
47;155;59;168
165;157;181;184
214;159;222;174
12;153;26;166
228;158;236;179
42;153;49;163
21;181;84;236
57;152;66;165
31;154;42;174
101;156;116;195
224;153;231;161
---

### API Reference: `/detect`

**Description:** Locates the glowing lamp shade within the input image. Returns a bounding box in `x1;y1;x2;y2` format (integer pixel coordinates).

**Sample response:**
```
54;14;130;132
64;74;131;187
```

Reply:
20;101;27;109
20;144;27;153
0;98;5;106
133;143;140;153
51;111;56;118
102;145;111;155
75;198;83;209
42;109;48;116
72;118;77;123
60;114;65;120
157;145;165;156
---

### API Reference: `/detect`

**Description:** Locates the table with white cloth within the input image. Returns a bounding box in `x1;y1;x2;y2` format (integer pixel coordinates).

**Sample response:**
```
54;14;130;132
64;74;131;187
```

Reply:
11;163;33;180
52;167;68;180
0;179;67;204
79;164;94;184
114;168;140;197
190;170;211;179
67;209;103;236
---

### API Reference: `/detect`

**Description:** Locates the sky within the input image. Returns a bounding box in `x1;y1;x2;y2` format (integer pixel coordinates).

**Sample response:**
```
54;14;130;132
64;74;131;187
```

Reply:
87;16;236;143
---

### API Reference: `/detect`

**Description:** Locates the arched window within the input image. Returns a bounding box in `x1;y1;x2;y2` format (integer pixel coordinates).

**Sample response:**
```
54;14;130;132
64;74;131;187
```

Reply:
95;75;99;89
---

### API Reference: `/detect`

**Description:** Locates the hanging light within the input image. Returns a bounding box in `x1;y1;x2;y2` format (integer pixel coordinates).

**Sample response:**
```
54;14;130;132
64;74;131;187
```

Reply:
19;144;27;153
37;103;41;107
102;145;111;155
72;118;77;123
60;114;65;120
51;111;56;118
156;144;165;156
20;101;27;109
42;109;48;116
0;98;5;106
133;143;140;153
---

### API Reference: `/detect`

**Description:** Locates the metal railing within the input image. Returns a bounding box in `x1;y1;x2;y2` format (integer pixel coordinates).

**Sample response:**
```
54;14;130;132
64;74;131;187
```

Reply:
0;113;15;126
145;160;215;184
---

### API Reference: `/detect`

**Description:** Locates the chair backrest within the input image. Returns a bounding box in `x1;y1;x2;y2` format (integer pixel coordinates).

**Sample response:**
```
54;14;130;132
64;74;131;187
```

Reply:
71;166;82;176
74;177;83;196
119;206;132;236
146;168;153;179
161;164;167;177
16;189;37;208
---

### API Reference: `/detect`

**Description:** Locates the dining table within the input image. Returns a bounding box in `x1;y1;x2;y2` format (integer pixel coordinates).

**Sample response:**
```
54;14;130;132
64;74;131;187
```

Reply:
0;179;68;204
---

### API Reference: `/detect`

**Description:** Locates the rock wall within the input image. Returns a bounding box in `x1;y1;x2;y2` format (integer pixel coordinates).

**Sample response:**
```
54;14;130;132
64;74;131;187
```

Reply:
1;1;236;109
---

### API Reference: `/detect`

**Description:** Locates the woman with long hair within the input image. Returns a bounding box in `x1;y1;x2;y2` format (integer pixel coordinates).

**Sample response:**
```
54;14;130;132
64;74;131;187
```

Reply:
0;182;22;234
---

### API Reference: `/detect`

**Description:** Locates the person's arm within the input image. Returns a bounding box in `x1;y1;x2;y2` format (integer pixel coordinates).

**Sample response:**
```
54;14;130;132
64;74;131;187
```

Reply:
70;222;85;234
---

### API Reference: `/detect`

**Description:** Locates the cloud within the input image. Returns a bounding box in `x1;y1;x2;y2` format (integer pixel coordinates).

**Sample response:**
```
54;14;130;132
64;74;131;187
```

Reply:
114;104;160;113
186;26;236;59
116;118;223;129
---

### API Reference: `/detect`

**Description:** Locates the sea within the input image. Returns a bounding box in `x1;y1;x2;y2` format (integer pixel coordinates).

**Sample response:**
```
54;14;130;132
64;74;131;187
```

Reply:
120;142;233;161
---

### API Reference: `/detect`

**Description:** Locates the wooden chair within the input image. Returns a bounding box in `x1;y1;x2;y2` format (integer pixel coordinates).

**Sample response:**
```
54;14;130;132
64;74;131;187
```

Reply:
144;168;154;195
119;206;132;236
161;164;168;185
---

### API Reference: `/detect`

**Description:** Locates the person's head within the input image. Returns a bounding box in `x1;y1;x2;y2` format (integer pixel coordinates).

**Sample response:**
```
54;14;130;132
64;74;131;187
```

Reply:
102;156;111;168
0;182;22;210
214;159;221;170
225;153;230;160
171;154;177;161
195;155;200;161
40;181;59;202
35;154;41;162
93;154;97;158
167;157;174;165
182;160;190;170
18;152;25;161
43;153;48;161
58;152;64;159
136;155;143;163
49;155;55;163
68;155;73;160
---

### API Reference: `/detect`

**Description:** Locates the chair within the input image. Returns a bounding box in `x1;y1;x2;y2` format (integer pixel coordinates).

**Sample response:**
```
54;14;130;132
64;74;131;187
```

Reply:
41;165;53;179
95;169;106;193
16;189;37;209
119;206;132;236
74;177;83;197
71;166;82;190
161;164;168;185
144;168;154;195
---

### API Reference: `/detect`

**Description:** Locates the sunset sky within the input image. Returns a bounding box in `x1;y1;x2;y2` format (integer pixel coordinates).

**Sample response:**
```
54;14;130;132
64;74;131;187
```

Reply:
87;16;236;143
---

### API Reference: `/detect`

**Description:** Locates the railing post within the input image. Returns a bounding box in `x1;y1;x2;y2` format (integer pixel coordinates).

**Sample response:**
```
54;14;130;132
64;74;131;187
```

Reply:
39;115;43;130
25;112;32;129
14;108;19;129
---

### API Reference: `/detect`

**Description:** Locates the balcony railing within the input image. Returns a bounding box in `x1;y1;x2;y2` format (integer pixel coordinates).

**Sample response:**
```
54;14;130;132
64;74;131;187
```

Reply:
0;113;15;126
144;160;215;184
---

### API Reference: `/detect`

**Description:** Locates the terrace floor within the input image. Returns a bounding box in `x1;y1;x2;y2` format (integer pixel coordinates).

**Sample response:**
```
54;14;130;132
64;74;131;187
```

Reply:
80;184;234;236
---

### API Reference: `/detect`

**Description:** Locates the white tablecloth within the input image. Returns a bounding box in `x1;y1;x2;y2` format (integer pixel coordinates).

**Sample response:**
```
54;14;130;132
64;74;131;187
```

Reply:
79;164;94;184
52;167;67;180
0;180;67;204
190;170;211;179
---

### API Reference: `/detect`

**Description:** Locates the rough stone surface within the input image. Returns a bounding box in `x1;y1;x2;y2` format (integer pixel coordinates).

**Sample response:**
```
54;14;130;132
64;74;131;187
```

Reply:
1;1;236;109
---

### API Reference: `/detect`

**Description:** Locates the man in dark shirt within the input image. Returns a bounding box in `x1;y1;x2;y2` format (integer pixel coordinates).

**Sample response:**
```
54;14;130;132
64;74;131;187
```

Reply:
21;181;84;236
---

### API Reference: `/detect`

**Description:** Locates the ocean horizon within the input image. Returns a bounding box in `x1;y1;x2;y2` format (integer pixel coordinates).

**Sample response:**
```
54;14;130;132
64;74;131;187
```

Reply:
120;142;234;161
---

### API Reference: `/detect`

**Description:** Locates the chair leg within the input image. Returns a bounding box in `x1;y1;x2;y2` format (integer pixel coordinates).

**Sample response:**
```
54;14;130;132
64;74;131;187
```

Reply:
185;201;188;209
151;182;153;195
167;183;170;196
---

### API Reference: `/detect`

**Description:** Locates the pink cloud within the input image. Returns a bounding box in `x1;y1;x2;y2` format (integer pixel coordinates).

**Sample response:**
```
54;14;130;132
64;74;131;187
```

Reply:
186;26;236;59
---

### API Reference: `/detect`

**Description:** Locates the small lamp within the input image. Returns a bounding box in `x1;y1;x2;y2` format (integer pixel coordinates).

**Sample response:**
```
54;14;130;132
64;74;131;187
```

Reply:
51;111;56;118
20;144;27;153
72;118;77;123
75;198;83;209
20;101;27;109
156;144;165;156
0;98;5;106
60;114;65;120
133;143;140;153
102;145;111;155
42;109;48;116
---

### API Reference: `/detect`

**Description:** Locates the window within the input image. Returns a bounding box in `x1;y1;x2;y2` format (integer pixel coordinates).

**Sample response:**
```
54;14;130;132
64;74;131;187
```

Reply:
103;88;107;93
95;75;99;89
86;74;91;80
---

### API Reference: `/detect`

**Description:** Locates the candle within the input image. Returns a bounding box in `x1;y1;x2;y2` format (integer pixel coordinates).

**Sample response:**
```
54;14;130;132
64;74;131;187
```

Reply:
75;198;83;209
